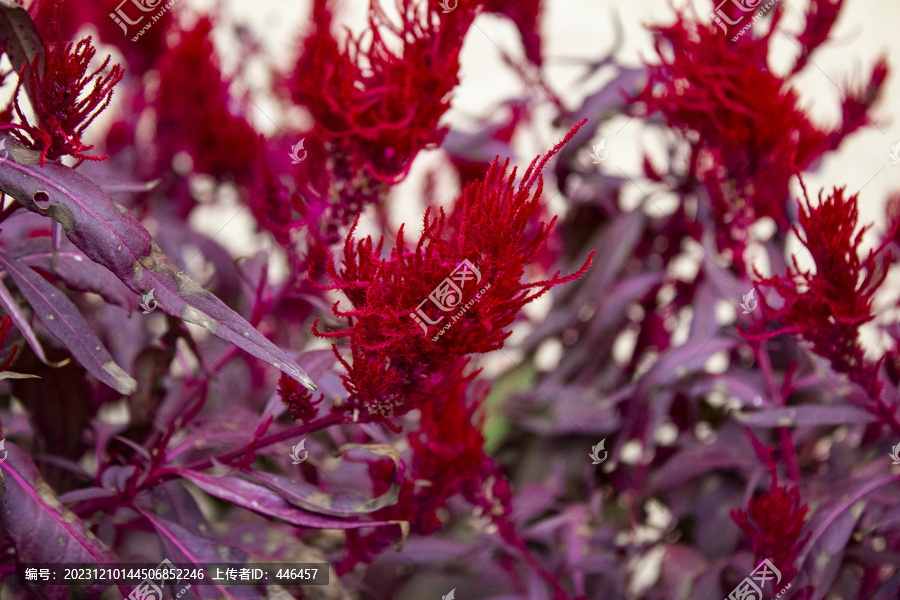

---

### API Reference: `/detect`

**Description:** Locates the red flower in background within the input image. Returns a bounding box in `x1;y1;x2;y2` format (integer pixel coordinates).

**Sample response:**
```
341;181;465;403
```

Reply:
4;37;124;165
636;6;887;272
293;122;593;425
746;182;893;404
286;0;479;184
732;481;811;582
151;17;261;183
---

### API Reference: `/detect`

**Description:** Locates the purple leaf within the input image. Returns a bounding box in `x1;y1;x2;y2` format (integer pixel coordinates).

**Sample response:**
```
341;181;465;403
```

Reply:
796;472;900;584
0;142;316;391
733;405;876;428
56;487;119;504
134;507;253;600
648;441;759;493
15;237;137;311
0;442;122;598
250;443;402;516
635;338;736;398
0;274;47;362
0;249;137;394
0;0;43;73
174;468;407;533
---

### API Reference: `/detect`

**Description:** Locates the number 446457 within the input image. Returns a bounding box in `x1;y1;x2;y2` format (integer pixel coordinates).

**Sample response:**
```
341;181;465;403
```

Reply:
276;568;318;580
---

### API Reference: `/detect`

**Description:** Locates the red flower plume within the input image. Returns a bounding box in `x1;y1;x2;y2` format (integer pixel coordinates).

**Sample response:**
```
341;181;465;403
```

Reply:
286;0;479;183
286;122;594;425
636;8;887;272
5;37;124;165
731;482;811;582
745;182;892;403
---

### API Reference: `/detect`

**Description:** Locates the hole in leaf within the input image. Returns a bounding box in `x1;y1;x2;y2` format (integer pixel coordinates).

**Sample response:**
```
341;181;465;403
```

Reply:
33;191;50;209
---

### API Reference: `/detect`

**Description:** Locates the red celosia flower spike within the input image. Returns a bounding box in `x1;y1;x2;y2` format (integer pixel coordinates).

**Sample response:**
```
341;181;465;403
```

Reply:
5;37;124;165
731;481;811;582
744;182;892;403
295;121;593;425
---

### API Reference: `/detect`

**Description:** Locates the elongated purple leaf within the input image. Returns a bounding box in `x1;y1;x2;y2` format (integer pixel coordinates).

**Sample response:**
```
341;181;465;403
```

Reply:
15;237;136;311
135;507;252;600
648;442;759;493
0;249;137;394
734;405;876;428
0;274;47;362
636;338;736;398
250;443;401;516
174;468;407;533
0;139;316;391
0;443;122;598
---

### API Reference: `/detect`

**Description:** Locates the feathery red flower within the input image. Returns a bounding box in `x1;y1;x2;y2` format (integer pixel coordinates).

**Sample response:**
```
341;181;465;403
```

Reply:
292;122;593;425
5;37;124;165
287;0;478;184
636;8;887;271
746;183;892;403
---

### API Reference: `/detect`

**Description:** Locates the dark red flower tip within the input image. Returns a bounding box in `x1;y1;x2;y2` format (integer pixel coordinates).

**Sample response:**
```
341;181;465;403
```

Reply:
483;0;544;66
792;0;844;75
4;37;124;165
731;481;811;582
